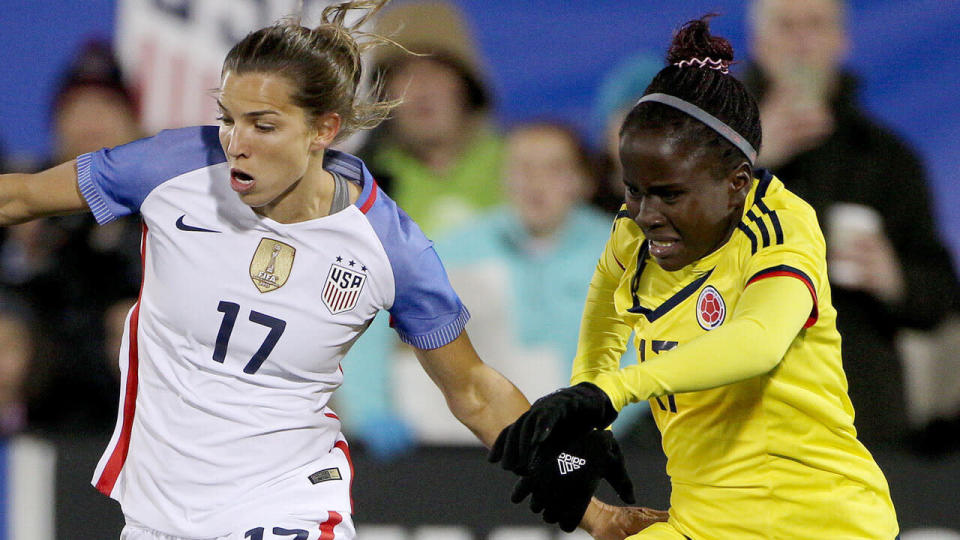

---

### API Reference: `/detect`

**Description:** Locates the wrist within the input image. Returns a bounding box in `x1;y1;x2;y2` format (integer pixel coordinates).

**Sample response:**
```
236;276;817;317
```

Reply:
574;382;617;425
582;376;623;416
579;497;605;534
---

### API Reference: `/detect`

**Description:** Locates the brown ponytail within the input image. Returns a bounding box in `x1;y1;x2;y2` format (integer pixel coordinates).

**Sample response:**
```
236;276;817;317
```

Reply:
222;0;399;142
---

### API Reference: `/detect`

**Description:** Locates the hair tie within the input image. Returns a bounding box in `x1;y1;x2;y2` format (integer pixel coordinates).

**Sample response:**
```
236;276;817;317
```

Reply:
674;57;729;74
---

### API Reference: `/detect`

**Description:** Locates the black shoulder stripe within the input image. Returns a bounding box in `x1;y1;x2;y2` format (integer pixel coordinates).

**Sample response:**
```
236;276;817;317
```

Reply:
748;264;815;291
747;265;819;327
754;169;774;199
755;199;784;245
746;209;771;248
737;222;758;254
612;209;632;233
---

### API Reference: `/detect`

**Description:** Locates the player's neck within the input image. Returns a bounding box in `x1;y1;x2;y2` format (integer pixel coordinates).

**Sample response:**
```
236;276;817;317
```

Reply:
255;159;339;223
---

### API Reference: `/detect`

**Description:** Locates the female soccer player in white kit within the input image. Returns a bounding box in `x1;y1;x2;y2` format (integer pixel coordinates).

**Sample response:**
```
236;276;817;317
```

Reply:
0;2;656;539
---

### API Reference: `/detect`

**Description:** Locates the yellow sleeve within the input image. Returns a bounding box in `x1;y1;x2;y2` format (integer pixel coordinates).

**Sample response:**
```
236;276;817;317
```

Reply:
592;275;813;410
570;216;635;385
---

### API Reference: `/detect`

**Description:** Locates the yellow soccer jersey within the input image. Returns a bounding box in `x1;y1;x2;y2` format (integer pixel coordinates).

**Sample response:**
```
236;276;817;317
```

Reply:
572;172;898;539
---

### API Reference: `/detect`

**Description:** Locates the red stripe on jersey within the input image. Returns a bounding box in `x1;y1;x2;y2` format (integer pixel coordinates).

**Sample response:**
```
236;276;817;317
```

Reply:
324;412;339;420
747;269;819;328
358;180;378;214
334;440;355;512
96;222;148;495
319;511;343;540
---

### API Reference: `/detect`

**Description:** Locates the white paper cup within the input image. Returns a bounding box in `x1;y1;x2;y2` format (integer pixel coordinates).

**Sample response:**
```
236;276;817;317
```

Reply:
826;202;882;287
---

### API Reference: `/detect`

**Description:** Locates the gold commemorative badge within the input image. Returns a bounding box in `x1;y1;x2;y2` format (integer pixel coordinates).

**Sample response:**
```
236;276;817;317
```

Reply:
249;238;295;293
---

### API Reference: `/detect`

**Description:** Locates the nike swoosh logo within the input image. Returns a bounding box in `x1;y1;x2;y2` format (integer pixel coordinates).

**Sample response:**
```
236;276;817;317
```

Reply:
175;215;221;233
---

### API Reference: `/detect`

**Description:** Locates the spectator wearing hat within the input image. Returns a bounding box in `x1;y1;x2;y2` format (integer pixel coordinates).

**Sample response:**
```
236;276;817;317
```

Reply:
0;39;141;434
50;39;141;166
356;0;505;236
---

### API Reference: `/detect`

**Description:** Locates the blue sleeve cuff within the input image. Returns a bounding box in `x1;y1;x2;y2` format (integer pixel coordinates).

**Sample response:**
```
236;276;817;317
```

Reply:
395;306;470;350
76;152;117;225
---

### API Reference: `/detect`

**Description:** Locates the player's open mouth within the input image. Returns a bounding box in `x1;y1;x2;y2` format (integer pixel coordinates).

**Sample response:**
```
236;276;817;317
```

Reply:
230;168;256;193
648;239;680;259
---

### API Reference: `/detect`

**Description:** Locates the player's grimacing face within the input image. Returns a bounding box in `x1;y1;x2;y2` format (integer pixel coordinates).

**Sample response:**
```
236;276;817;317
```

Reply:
619;128;747;271
216;71;319;208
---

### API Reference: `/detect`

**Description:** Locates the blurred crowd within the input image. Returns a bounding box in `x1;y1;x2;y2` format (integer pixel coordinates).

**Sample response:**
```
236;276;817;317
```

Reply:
1;0;958;465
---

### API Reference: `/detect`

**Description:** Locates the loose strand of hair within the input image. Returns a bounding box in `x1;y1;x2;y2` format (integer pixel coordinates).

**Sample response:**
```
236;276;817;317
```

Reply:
315;1;413;56
293;0;304;25
321;0;390;32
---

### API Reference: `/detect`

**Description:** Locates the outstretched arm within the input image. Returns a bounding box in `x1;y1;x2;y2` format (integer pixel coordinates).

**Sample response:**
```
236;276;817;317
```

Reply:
0;160;88;225
589;275;813;409
419;331;646;535
414;330;529;446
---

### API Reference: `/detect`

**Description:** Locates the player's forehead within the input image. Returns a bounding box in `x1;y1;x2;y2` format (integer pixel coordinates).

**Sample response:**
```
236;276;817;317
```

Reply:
217;71;300;116
620;129;713;184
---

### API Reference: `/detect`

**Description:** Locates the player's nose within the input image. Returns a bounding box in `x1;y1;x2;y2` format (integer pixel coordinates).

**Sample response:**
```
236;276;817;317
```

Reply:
635;197;666;230
225;127;249;159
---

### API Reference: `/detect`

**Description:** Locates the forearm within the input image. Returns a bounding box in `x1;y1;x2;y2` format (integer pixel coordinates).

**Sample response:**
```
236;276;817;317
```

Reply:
415;331;530;447
571;264;633;385
594;277;812;410
0;174;36;226
445;362;530;447
580;498;612;534
0;161;87;225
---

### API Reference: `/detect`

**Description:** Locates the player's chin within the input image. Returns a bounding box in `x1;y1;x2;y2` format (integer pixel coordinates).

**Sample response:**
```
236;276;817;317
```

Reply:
237;189;274;208
652;252;690;271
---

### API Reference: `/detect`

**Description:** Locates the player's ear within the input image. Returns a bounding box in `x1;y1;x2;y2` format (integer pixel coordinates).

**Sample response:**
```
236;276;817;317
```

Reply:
310;112;341;151
727;161;752;208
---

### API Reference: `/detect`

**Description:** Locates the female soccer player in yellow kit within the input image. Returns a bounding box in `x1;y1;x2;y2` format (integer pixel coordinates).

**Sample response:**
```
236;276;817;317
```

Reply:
491;16;899;540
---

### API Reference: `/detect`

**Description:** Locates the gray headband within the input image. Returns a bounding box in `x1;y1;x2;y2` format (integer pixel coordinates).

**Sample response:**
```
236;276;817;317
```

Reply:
636;93;757;166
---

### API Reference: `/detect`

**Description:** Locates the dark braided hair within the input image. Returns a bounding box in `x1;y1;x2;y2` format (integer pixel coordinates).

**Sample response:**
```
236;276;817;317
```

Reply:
621;15;761;178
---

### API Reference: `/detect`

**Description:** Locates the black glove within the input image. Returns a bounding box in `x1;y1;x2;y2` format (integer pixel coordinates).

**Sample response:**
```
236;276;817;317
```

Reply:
489;382;617;473
509;428;635;532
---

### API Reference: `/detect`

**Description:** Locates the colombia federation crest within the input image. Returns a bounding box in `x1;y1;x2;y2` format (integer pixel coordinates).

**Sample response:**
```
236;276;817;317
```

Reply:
323;258;367;314
696;285;726;330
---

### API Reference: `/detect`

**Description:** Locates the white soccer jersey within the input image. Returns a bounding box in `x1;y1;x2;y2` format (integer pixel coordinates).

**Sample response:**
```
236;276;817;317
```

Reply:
76;126;469;538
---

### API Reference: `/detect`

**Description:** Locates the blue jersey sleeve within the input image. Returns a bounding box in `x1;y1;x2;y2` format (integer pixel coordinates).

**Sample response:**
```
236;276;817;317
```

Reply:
361;183;469;350
76;126;226;224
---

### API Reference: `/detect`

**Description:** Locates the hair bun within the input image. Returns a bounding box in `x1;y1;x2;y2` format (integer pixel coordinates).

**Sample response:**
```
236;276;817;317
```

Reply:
666;15;734;71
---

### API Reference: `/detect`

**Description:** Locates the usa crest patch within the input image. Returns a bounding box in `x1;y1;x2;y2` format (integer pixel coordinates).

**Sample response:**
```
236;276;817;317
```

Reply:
323;260;366;314
696;285;726;330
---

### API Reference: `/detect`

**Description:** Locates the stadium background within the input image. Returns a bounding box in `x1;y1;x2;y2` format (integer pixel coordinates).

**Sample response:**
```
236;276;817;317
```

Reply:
1;0;958;268
0;1;958;539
